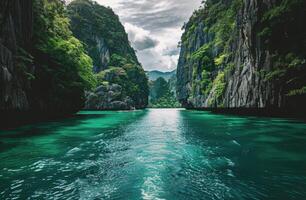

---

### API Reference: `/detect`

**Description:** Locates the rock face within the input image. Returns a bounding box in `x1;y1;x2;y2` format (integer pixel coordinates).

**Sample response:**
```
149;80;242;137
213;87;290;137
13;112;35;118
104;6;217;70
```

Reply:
85;84;135;110
223;0;275;108
68;0;149;110
168;72;177;98
1;0;96;127
93;37;110;73
0;0;33;112
177;0;306;113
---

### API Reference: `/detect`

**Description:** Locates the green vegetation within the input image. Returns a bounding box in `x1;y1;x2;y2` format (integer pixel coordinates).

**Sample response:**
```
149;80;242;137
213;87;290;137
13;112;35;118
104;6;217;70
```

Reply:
67;0;138;69
209;72;226;107
200;70;212;95
96;62;148;107
29;0;95;112
68;0;148;108
181;0;306;107
149;77;180;108
259;0;306;97
181;0;242;101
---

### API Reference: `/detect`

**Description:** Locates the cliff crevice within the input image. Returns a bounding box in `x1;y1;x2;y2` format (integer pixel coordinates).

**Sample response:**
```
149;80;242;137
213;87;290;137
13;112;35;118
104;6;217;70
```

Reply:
0;0;33;111
177;0;306;113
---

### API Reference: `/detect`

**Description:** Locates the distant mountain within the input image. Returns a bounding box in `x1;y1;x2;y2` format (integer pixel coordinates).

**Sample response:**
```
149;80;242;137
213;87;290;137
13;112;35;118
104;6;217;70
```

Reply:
146;70;176;81
147;69;179;108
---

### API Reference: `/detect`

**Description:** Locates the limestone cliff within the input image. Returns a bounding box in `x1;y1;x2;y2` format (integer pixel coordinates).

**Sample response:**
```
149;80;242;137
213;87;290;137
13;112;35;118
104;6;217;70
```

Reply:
68;0;148;110
0;0;33;112
0;0;96;126
177;0;306;114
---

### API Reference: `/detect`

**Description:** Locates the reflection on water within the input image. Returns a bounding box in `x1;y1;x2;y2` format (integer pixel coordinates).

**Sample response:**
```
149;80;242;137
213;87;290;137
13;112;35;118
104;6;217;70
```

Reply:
1;109;306;199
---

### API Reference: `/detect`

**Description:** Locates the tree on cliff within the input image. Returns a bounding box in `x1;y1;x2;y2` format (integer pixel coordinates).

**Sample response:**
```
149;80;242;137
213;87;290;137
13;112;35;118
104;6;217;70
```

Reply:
67;0;149;109
0;0;95;117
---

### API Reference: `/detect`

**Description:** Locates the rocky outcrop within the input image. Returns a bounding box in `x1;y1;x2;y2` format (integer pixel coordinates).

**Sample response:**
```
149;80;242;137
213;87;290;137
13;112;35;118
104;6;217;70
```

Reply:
85;84;135;110
93;37;110;73
224;0;275;108
67;0;139;72
168;72;177;98
177;21;208;108
68;0;149;110
177;0;306;114
1;0;96;127
0;0;33;112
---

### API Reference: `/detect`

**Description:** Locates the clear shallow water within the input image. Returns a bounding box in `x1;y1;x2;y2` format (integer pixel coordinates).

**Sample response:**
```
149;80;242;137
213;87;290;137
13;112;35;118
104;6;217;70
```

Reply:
1;109;306;200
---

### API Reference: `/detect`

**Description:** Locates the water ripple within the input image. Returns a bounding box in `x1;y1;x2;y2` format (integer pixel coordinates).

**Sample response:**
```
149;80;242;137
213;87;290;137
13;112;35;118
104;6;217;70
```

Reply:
1;109;306;199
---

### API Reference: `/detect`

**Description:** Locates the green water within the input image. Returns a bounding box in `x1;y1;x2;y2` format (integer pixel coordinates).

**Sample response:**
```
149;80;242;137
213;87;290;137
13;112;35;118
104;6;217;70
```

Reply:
1;109;306;200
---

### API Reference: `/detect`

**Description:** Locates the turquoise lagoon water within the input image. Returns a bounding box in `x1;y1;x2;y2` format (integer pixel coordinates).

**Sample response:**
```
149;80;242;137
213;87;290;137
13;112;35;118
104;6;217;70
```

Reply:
1;109;306;199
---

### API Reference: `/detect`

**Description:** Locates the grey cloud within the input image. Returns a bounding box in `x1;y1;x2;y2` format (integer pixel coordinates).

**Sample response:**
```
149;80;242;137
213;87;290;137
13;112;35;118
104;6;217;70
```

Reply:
163;48;180;56
118;0;201;31
133;37;159;51
107;0;202;71
124;23;159;51
137;49;174;72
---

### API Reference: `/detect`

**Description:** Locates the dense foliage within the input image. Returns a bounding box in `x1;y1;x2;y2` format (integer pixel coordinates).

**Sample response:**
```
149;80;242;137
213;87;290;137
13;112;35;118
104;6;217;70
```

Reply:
259;0;306;99
67;0;138;69
181;0;241;107
180;0;306;107
8;0;96;113
68;0;148;108
149;77;180;108
31;0;96;112
95;60;149;107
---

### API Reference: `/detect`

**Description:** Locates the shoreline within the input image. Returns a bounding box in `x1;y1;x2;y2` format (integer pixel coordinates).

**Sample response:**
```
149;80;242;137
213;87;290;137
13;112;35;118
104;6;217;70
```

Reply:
2;107;306;130
189;107;306;121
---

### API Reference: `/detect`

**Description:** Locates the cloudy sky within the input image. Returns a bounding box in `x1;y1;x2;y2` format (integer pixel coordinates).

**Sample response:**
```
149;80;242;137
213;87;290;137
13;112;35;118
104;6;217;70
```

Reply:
95;0;202;72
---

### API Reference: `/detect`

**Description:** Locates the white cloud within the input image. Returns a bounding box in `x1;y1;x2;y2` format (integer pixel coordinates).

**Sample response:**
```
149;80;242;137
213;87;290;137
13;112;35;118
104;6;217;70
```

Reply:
95;0;202;72
124;24;182;71
95;0;121;8
124;23;158;51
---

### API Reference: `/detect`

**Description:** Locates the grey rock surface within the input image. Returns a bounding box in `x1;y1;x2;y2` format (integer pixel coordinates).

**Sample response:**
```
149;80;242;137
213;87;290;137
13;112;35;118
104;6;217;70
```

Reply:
176;0;292;109
85;84;135;110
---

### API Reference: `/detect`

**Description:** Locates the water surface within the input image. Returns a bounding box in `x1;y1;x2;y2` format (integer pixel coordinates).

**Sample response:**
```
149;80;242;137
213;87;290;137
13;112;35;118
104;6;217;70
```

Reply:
1;109;306;200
